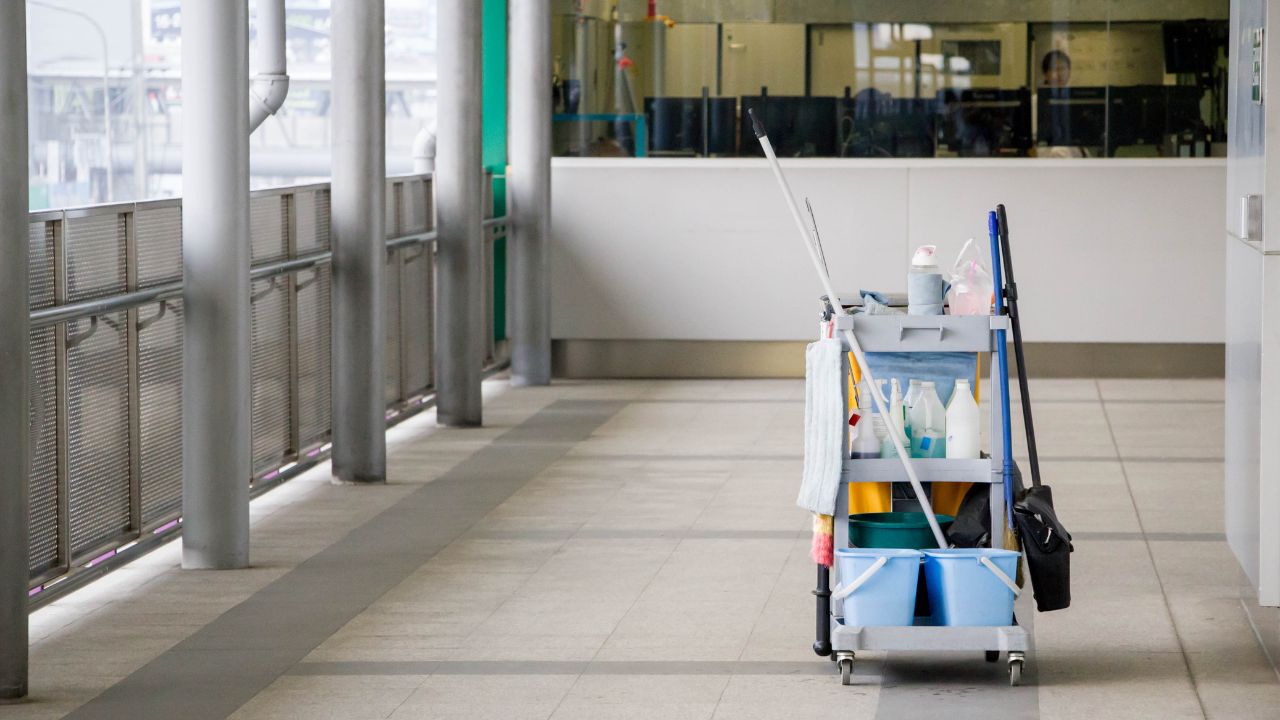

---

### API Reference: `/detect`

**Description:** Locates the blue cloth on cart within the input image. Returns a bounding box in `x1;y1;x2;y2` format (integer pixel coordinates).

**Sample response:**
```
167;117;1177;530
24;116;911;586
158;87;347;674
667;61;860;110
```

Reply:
858;290;904;315
907;274;949;315
864;351;978;407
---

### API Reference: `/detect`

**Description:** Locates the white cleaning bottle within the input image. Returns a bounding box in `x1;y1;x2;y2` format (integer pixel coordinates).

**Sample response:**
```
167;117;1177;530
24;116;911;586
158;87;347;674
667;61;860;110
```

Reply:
910;381;946;458
903;379;922;442
882;378;906;459
850;379;881;459
945;379;980;459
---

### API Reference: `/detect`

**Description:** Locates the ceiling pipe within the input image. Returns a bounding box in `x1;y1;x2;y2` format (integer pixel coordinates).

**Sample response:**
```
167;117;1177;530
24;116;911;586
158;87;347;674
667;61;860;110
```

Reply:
249;0;289;132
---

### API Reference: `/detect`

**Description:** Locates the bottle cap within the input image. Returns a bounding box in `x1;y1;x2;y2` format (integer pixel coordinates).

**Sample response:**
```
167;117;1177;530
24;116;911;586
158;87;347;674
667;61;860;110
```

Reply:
911;245;938;268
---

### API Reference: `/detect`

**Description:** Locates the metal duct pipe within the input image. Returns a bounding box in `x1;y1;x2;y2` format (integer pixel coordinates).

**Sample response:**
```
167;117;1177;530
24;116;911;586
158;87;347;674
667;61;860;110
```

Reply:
508;0;552;386
412;126;437;174
330;0;387;483
249;0;290;132
181;0;252;569
0;0;30;701
435;0;485;426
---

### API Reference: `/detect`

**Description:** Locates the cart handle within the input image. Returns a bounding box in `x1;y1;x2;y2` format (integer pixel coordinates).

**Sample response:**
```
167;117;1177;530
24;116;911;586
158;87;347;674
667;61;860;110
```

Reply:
897;316;946;342
831;556;888;607
980;556;1021;597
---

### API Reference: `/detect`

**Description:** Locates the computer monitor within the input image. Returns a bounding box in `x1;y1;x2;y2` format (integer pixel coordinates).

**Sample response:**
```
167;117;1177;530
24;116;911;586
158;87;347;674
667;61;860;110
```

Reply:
836;90;936;158
1108;85;1206;148
936;88;1031;157
1163;20;1227;74
645;96;738;156
738;95;838;157
1037;87;1108;150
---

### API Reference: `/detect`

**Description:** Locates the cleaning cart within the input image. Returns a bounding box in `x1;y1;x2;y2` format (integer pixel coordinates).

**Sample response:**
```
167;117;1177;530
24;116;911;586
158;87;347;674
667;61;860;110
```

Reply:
823;306;1030;687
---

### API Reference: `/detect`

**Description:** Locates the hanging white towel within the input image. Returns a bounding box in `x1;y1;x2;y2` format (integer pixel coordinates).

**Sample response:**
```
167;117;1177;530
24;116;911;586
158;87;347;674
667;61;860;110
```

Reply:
797;338;844;516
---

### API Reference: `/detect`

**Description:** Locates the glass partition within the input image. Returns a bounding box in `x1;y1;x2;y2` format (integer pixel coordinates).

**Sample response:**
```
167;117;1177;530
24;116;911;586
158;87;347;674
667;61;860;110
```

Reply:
550;1;1228;159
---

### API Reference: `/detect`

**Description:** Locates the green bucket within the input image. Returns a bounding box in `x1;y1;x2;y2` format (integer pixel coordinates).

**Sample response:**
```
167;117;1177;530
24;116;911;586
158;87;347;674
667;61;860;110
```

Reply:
849;512;955;550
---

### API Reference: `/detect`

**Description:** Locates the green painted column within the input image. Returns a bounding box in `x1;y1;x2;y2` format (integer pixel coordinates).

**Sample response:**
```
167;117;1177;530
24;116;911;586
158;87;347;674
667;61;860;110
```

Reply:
483;0;508;343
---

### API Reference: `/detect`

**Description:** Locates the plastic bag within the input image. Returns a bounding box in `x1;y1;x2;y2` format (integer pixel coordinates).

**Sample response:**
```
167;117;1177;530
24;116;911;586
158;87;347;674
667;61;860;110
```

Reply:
948;238;994;316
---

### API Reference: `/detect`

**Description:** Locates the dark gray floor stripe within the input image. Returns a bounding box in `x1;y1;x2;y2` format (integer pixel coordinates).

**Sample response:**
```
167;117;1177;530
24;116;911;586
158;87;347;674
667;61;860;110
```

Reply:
468;528;804;541
290;660;855;677
873;591;1038;720
62;399;625;720
1076;531;1226;542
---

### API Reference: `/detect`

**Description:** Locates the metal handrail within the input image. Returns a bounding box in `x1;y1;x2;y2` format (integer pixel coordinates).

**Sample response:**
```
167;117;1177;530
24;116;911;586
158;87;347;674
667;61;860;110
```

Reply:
27;216;509;328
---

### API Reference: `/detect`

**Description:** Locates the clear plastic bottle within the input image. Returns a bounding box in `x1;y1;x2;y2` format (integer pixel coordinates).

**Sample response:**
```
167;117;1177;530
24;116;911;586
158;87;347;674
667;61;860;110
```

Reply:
903;379;922;442
909;381;946;458
908;245;946;315
945;379;980;459
881;378;906;459
850;379;881;459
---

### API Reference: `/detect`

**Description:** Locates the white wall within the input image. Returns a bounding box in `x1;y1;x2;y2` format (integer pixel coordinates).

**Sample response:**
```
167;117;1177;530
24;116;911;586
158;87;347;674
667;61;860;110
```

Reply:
551;158;1226;344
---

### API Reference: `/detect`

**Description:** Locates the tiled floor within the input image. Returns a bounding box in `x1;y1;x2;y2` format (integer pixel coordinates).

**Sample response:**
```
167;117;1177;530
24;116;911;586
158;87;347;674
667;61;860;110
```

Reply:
12;377;1280;719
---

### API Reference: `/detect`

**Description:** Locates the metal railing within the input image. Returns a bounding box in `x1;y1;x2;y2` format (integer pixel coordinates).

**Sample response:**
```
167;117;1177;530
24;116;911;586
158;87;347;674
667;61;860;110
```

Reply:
23;173;510;606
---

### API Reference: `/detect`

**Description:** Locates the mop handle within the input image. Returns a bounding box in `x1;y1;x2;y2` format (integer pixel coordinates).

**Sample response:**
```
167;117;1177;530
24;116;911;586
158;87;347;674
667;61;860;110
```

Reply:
989;212;1015;530
749;110;947;550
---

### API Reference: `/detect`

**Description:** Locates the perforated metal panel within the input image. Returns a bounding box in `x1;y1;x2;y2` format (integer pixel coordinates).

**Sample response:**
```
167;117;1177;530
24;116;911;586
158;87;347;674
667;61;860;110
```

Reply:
139;300;183;525
135;204;183;288
251;279;291;473
400;248;434;397
385;182;401;238
29;221;55;310
296;268;331;448
402;178;428;235
66;312;131;558
65;212;125;301
28;327;59;576
384;249;402;405
294;190;330;253
250;194;288;262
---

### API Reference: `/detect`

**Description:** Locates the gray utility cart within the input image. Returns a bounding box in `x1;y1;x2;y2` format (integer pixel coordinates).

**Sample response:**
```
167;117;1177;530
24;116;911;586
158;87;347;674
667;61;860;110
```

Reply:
820;309;1030;687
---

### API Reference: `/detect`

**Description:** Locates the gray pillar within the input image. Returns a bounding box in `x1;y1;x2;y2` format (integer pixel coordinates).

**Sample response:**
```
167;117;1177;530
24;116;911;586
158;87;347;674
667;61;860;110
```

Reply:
181;1;251;569
0;1;30;701
330;0;386;482
508;0;553;387
436;0;485;426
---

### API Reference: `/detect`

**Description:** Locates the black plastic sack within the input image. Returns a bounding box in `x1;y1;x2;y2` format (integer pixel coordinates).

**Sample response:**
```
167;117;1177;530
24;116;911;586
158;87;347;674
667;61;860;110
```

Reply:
946;482;990;549
1014;487;1072;612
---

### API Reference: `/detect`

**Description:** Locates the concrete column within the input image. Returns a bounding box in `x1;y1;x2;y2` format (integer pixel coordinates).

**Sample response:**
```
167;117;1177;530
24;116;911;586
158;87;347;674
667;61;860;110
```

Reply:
0;1;30;700
330;0;387;481
508;0;552;386
181;1;251;569
436;0;485;426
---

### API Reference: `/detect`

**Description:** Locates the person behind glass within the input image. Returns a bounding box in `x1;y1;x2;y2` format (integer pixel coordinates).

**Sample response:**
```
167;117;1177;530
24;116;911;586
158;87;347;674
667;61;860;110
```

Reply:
1036;50;1086;157
1042;50;1071;88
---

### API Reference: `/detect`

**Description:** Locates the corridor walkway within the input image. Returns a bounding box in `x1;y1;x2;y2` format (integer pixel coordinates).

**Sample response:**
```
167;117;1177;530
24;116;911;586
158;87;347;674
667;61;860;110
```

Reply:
13;378;1280;719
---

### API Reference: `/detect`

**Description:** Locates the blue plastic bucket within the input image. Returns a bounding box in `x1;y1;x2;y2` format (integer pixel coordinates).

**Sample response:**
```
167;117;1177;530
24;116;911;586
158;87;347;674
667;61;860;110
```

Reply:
922;548;1021;626
833;548;923;626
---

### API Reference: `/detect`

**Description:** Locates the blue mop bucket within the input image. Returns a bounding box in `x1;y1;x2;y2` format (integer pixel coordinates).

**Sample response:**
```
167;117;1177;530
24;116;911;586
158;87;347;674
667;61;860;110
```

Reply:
922;548;1021;626
833;548;923;626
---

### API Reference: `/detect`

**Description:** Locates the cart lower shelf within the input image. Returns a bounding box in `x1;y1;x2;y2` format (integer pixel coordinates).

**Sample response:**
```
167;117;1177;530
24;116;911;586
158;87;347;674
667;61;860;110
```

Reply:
830;618;1030;686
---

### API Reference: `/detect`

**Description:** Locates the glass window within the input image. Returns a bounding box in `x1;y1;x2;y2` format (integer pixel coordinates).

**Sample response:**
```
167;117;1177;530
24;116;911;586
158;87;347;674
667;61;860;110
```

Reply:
26;0;438;210
550;1;1228;160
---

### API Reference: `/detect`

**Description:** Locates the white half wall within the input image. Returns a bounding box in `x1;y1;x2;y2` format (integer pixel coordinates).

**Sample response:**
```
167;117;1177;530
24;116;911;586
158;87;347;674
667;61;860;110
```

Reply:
551;158;1226;344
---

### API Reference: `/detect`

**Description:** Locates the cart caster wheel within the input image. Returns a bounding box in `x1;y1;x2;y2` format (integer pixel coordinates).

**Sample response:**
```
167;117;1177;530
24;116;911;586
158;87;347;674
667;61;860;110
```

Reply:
1008;658;1024;687
985;650;1001;663
839;658;854;686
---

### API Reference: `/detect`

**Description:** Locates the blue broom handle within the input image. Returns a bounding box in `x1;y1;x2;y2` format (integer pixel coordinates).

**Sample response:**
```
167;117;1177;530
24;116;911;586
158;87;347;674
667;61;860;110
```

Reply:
989;212;1014;529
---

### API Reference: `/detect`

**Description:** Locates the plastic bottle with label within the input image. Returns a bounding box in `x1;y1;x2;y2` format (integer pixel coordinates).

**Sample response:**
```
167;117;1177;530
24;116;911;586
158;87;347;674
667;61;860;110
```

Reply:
945;379;980;459
909;381;946;458
902;379;922;442
907;245;946;315
881;378;906;459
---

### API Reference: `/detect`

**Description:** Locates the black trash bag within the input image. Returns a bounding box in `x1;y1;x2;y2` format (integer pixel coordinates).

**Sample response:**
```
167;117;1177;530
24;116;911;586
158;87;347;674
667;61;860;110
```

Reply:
947;464;1026;549
1014;488;1072;612
946;482;990;548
